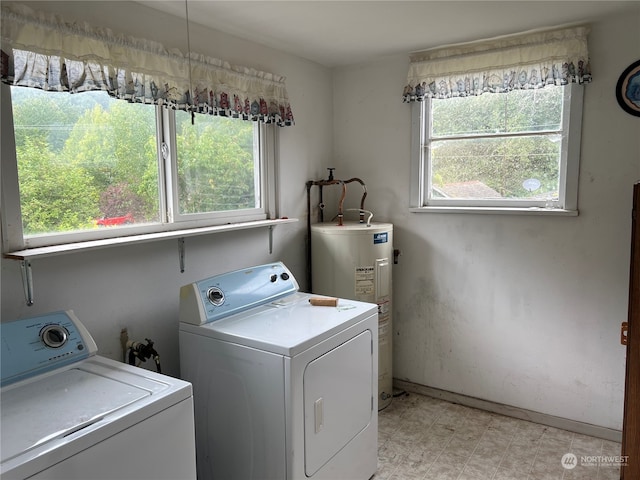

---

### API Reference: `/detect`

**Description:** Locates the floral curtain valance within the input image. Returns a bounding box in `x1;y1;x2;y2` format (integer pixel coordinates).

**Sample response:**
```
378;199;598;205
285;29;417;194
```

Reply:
0;4;294;126
403;25;592;102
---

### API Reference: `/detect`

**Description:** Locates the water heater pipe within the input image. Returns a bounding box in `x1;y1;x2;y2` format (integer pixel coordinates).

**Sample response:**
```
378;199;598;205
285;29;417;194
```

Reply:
342;178;368;223
345;208;373;227
305;169;368;291
312;179;346;225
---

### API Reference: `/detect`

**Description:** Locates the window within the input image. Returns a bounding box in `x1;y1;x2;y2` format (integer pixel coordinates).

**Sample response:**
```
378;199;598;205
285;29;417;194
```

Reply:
1;85;276;251
171;110;262;220
410;84;583;214
403;25;591;215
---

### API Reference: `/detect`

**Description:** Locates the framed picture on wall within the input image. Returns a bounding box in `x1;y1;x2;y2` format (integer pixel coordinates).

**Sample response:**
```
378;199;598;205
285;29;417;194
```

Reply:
616;59;640;117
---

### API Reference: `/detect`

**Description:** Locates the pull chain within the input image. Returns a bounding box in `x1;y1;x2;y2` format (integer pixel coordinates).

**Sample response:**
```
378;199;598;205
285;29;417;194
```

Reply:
185;0;195;125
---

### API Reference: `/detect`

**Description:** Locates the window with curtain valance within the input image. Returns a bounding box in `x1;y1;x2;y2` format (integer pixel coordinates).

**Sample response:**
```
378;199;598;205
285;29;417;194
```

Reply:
407;25;591;215
0;3;294;126
403;25;592;101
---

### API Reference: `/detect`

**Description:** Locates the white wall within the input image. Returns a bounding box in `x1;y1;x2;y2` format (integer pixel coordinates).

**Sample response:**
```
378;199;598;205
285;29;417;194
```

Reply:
0;1;333;377
332;8;640;431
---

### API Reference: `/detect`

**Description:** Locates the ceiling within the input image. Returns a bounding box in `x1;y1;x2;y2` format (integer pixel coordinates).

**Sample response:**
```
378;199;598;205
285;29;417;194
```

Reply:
136;1;639;68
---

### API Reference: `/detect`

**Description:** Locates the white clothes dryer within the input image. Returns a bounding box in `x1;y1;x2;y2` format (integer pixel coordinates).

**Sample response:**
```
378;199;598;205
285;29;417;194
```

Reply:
1;311;196;480
178;262;378;480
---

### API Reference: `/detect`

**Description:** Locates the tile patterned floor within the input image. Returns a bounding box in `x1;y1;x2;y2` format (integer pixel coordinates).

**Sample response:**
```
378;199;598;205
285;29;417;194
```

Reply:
375;392;622;480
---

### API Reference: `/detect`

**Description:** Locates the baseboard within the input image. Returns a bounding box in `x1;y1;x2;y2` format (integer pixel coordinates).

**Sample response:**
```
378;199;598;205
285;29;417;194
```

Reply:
393;379;622;443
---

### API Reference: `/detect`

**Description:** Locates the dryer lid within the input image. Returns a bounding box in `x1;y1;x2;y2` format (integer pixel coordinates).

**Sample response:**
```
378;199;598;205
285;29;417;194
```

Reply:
1;368;150;464
181;292;378;356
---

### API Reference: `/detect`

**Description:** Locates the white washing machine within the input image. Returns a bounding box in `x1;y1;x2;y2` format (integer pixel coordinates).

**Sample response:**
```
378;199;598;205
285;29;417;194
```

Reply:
1;311;197;480
179;262;378;480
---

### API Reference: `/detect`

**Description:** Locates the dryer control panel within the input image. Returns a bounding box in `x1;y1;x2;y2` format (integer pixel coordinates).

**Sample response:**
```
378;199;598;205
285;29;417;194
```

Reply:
179;262;300;325
1;310;98;387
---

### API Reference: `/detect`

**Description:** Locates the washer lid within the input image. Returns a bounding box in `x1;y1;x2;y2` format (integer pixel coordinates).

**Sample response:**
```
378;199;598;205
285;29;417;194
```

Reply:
1;368;150;464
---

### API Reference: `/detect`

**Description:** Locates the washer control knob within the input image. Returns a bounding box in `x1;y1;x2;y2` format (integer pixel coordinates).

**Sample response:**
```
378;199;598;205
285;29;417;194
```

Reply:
270;274;278;283
280;272;290;281
207;287;225;306
41;324;68;349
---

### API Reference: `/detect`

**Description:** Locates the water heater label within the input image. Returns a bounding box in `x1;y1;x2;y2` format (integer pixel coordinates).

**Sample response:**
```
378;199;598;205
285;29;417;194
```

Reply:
355;266;374;296
373;233;388;244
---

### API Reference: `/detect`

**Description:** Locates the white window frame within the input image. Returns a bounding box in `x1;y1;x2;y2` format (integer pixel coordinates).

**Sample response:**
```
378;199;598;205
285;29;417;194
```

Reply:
409;84;584;216
0;84;278;252
161;108;275;226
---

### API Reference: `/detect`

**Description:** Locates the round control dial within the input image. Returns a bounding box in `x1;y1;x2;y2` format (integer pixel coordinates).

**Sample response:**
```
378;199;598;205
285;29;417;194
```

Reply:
40;324;69;349
207;287;225;306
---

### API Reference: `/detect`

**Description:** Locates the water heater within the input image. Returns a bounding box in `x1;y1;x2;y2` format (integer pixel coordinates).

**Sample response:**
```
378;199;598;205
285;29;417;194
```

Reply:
311;222;393;410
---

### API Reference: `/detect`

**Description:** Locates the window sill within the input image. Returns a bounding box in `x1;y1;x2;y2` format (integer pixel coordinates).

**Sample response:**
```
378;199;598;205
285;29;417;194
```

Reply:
4;218;298;306
3;218;298;261
409;206;579;216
